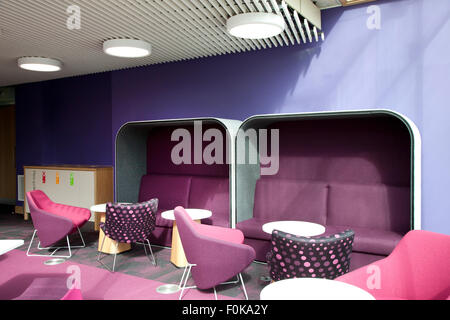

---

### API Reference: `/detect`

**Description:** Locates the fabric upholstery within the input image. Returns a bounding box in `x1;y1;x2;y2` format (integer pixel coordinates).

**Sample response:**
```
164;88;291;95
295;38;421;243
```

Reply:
327;183;410;233
324;225;404;256
337;230;450;300
267;229;355;281
253;179;328;224
174;206;255;290
139;174;191;210
188;176;230;227
101;199;158;243
28;190;91;232
26;190;90;247
236;218;272;241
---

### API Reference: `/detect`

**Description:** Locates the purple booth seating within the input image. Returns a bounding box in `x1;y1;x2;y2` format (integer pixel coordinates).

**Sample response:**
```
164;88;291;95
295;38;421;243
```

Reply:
138;174;230;247
136;125;231;247
174;206;255;300
336;230;450;300
26;190;91;258
236;177;410;269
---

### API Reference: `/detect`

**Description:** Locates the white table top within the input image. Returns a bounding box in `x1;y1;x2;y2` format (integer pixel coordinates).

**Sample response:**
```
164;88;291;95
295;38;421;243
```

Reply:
90;203;130;213
0;240;25;256
161;209;212;221
262;220;325;237
260;278;375;300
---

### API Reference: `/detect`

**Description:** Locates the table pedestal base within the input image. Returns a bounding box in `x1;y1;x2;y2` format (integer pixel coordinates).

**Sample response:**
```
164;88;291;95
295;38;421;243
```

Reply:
170;219;200;268
97;212;131;254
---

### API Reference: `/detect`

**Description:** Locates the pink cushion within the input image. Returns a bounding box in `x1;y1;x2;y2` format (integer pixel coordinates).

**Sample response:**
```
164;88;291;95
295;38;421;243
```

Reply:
193;223;244;244
61;288;82;300
253;178;328;224
337;230;450;300
31;190;90;229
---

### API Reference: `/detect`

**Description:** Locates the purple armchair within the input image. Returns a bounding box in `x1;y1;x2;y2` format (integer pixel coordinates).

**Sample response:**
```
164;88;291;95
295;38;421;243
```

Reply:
26;190;90;258
97;199;158;272
267;229;355;281
336;230;450;300
174;206;255;300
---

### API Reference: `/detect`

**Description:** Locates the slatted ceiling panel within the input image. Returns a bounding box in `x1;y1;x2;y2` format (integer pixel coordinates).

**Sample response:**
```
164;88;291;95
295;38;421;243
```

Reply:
0;0;324;87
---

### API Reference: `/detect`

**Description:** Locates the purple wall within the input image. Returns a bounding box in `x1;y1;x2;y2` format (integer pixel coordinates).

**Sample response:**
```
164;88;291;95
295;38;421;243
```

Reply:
16;72;112;175
16;0;450;234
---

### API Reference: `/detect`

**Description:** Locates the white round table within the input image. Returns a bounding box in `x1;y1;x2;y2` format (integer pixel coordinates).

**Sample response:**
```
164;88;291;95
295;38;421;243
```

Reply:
262;221;325;237
260;278;375;300
162;209;212;268
90;203;131;254
0;240;24;256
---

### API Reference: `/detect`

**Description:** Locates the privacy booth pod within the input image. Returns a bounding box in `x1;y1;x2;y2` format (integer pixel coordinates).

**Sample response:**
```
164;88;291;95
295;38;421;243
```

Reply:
235;110;421;270
115;118;241;247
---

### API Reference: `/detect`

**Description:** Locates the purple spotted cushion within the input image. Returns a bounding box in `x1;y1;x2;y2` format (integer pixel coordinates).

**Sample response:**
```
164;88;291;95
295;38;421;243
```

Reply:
100;199;158;243
267;229;355;281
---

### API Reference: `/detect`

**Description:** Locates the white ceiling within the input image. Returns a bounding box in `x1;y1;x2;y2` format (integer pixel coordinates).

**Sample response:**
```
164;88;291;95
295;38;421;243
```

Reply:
0;0;335;87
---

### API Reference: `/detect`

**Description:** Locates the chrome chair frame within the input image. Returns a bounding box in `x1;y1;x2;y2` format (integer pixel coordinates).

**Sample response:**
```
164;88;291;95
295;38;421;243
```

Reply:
26;227;86;259
178;263;249;300
97;238;156;272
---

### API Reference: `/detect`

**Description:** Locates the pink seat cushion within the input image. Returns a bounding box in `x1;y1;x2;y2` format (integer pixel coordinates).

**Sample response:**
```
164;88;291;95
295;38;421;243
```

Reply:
193;223;244;244
31;190;90;229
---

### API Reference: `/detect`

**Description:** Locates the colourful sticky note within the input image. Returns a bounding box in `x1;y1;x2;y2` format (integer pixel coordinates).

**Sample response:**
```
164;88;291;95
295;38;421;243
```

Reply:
56;172;60;185
70;173;74;186
42;171;46;184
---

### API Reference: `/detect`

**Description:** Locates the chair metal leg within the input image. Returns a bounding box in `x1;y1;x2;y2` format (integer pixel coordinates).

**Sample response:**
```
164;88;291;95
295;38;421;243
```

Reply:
239;273;249;300
214;287;218;300
97;236;118;273
27;228;85;259
179;264;196;300
143;239;156;266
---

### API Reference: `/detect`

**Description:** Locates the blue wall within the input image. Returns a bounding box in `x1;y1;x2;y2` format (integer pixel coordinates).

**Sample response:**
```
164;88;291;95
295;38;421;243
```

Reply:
16;0;450;234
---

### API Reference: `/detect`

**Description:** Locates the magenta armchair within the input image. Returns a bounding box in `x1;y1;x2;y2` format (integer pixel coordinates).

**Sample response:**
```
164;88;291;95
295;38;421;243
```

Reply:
26;190;91;258
174;206;256;300
336;230;450;300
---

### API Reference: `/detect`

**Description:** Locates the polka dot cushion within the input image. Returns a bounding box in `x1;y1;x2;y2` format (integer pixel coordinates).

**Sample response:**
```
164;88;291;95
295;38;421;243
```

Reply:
100;199;158;243
267;229;355;281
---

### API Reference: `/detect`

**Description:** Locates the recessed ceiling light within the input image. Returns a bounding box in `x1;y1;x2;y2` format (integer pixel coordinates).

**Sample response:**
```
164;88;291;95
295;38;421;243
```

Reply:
17;57;62;72
103;39;152;58
226;12;285;39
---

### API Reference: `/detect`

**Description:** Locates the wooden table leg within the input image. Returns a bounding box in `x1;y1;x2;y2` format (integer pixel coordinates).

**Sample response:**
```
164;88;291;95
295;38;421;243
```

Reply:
97;212;131;254
170;220;200;268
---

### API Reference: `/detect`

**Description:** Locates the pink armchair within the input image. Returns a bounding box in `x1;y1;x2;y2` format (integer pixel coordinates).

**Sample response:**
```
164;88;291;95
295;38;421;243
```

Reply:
26;190;91;258
336;230;450;300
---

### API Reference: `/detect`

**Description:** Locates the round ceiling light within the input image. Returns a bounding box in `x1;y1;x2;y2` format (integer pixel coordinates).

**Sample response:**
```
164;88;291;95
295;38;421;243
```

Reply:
103;39;152;58
17;57;62;72
226;12;285;39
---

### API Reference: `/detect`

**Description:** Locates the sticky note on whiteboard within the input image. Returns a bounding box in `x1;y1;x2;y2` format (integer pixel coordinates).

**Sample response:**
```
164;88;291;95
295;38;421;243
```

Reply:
70;173;74;186
42;171;46;184
56;172;60;185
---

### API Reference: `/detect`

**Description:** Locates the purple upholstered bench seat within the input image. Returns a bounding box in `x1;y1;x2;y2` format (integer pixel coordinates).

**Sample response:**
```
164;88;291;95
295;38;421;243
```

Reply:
138;173;230;246
237;177;411;267
324;225;404;256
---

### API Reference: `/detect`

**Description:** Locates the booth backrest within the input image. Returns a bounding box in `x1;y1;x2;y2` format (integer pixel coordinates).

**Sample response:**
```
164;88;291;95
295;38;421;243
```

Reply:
188;176;230;226
252;178;410;234
139;174;230;226
327;183;410;233
139;174;191;210
253;178;328;225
